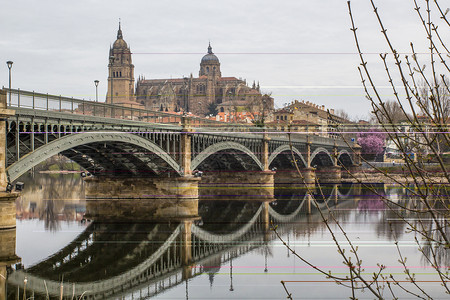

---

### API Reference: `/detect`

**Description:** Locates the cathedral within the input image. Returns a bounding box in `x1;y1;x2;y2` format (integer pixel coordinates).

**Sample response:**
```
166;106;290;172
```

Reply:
107;24;273;117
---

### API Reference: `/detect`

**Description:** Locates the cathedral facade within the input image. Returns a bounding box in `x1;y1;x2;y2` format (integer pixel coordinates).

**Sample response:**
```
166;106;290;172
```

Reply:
107;24;272;117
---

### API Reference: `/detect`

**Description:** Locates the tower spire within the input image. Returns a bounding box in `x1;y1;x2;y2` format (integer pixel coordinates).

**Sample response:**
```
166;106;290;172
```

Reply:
207;42;213;54
117;18;123;39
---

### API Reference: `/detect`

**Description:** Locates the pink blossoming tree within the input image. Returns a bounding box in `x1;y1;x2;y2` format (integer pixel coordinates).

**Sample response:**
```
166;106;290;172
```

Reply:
357;128;386;160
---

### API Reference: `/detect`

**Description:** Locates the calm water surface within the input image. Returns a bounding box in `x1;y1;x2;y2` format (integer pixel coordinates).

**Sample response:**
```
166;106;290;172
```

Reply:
4;173;448;299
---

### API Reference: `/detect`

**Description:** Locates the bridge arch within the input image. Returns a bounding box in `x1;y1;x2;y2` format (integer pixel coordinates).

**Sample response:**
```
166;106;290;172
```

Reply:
7;132;183;181
268;145;307;169
191;141;264;171
337;150;354;167
311;147;334;167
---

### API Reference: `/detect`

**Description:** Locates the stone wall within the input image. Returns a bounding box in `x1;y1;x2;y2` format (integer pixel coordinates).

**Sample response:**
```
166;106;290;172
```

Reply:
84;177;201;220
199;171;275;201
0;193;18;229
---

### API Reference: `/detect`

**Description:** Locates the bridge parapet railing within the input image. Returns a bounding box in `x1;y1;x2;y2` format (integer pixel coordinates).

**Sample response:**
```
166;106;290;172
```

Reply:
4;88;249;129
4;88;353;148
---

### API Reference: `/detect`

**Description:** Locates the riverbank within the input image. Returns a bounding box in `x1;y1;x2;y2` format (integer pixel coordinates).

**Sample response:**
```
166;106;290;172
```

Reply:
343;168;448;184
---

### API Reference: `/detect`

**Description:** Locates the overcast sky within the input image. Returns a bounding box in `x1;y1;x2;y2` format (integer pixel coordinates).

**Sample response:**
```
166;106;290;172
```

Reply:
1;0;442;119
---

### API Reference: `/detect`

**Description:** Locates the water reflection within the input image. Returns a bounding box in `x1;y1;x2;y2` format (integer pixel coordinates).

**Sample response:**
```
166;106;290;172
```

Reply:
15;173;85;231
2;174;449;299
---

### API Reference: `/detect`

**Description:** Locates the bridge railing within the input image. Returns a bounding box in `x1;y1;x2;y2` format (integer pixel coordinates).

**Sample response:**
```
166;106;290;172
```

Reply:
3;88;252;129
3;88;353;147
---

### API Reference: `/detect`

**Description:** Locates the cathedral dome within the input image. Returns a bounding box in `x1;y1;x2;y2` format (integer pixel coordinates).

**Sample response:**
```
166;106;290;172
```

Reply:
201;43;219;64
113;38;128;49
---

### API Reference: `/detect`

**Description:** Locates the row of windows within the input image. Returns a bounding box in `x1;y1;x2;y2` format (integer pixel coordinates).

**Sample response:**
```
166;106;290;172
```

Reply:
112;71;122;78
276;115;291;121
205;66;217;73
196;85;206;93
275;126;319;131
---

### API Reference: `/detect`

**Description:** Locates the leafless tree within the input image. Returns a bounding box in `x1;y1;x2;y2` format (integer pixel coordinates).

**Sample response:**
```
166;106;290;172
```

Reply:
277;1;450;299
247;93;274;127
334;108;351;121
372;100;408;125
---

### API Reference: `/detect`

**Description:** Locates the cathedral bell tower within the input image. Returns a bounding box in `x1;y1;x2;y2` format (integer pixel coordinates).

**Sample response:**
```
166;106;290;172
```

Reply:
107;22;135;104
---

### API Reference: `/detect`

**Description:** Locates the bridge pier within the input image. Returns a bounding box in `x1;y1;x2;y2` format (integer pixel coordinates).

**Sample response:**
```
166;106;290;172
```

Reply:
0;228;20;300
181;116;193;176
0;194;18;230
316;166;341;184
341;164;361;180
274;169;315;185
261;201;272;241
0;90;15;191
181;220;193;280
351;142;362;166
84;176;201;221
199;171;275;201
303;136;316;188
0;91;19;232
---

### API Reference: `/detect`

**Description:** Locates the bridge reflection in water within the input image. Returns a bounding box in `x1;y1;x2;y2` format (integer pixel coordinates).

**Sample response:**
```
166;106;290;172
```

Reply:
2;175;361;300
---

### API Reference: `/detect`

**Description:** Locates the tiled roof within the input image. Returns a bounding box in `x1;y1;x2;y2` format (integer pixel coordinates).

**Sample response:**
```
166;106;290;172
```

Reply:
140;78;185;84
266;120;318;126
220;77;240;81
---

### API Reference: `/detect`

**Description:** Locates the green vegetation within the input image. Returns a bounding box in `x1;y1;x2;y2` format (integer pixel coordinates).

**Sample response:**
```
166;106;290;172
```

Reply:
34;155;83;172
47;162;81;171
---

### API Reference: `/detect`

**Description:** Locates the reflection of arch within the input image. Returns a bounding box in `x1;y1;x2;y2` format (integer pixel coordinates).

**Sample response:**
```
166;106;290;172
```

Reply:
268;145;307;168
337;183;353;199
313;192;332;209
7;132;182;181
8;224;183;298
269;193;308;223
192;204;263;243
191;141;264;171
311;147;333;167
337;150;354;166
313;184;338;202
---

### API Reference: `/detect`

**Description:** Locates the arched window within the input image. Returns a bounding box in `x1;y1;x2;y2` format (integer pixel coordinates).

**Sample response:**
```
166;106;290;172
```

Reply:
120;71;122;77
206;67;209;73
196;85;206;94
220;107;224;113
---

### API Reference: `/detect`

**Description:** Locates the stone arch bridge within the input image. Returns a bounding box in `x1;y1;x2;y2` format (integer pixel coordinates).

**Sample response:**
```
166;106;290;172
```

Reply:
0;88;361;199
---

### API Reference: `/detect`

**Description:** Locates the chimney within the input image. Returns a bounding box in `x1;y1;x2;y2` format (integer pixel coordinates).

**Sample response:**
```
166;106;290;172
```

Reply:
330;109;335;115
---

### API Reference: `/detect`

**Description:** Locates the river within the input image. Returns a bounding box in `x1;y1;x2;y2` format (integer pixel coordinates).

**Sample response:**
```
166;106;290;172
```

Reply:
2;173;448;299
